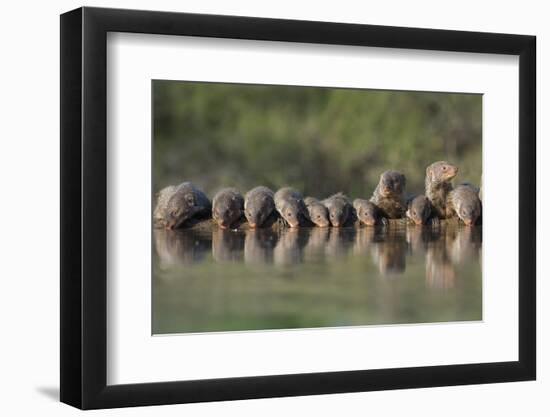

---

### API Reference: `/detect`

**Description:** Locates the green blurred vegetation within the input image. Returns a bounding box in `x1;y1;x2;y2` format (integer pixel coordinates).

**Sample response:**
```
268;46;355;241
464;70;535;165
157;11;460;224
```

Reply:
153;81;482;198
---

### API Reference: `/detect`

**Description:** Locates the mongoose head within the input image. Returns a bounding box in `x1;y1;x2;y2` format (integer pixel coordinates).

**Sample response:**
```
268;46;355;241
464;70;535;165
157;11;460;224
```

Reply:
325;195;350;227
407;195;432;225
165;190;200;230
212;189;244;229
353;199;379;226
426;161;458;184
378;170;406;198
279;201;302;228
244;193;275;228
307;202;330;227
454;194;481;226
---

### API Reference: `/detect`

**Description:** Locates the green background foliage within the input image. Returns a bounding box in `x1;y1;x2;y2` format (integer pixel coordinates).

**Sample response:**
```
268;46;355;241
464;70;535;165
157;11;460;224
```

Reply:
153;81;482;198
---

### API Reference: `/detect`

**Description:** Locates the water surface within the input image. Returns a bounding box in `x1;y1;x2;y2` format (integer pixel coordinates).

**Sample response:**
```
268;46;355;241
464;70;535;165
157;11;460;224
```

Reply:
153;224;482;334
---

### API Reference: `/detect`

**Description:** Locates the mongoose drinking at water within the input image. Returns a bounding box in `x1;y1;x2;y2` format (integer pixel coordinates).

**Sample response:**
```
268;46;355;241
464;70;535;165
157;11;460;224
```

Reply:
304;197;330;227
322;193;353;227
406;195;437;226
446;184;482;226
370;170;407;219
425;161;458;219
154;182;211;229
212;188;244;229
244;186;275;228
353;198;385;226
153;185;177;229
274;187;309;228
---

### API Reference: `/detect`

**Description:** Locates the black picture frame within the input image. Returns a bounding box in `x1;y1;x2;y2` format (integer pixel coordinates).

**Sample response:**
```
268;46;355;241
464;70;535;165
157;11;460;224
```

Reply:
60;6;536;410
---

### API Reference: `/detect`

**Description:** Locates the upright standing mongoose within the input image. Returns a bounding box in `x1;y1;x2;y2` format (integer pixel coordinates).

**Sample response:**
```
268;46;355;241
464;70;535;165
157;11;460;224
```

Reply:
244;186;275;228
446;184;482;226
370;170;407;219
425;161;458;219
322;193;353;227
353;198;385;226
154;182;211;229
406;195;437;226
304;196;330;227
274;187;309;228
212;188;244;229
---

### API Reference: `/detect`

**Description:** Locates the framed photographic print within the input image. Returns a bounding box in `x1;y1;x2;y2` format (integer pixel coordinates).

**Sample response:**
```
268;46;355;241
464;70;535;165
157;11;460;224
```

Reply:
60;6;536;409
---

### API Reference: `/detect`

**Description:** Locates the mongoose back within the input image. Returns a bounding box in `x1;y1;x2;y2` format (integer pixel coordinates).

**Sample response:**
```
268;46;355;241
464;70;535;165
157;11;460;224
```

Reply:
322;193;353;227
370;170;407;219
244;186;275;228
274;187;309;228
304;196;330;227
353;198;383;226
446;184;482;226
155;182;211;229
212;188;244;229
425;161;458;219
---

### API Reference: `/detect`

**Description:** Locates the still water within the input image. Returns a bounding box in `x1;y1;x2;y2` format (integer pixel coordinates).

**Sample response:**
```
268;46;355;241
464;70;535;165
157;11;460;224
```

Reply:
153;224;482;334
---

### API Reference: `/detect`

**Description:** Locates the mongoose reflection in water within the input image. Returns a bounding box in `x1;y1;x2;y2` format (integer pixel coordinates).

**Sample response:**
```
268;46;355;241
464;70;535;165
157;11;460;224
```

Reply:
446;184;482;226
153;228;210;268
304;197;330;227
212;227;245;262
322;193;353;227
274;187;309;228
353;198;386;226
212;188;244;229
244;186;275;228
154;182;211;230
244;229;278;265
370;170;407;219
273;228;303;266
425;161;458;219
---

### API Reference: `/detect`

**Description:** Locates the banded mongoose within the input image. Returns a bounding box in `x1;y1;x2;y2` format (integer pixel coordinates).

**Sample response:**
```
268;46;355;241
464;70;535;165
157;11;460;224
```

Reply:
406;195;437;226
304;196;330;227
153;182;211;229
244;186;275;228
212;188;244;229
353;198;385;226
274;187;309;228
425;161;458;219
370;170;407;219
322;193;353;227
446;184;482;226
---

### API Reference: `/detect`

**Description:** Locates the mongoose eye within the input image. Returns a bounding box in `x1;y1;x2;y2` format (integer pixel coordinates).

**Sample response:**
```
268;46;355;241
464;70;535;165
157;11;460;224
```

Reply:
330;214;334;218
442;166;447;171
413;211;417;216
287;212;292;217
316;215;320;219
